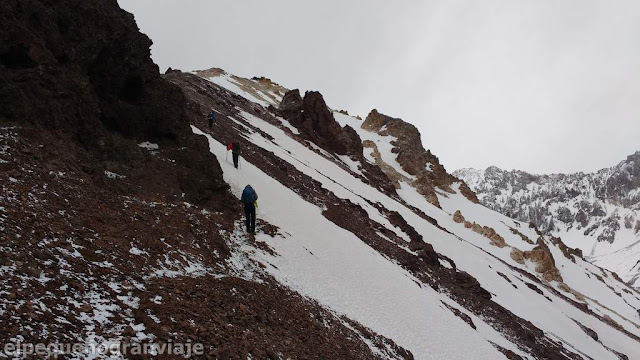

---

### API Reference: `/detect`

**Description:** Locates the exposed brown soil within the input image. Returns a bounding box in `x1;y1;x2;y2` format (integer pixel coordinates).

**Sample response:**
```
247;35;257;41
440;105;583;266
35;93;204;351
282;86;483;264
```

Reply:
143;276;412;359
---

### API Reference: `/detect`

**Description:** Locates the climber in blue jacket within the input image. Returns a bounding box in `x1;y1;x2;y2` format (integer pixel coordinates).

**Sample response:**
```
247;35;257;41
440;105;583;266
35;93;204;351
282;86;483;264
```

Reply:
207;110;216;128
241;185;258;233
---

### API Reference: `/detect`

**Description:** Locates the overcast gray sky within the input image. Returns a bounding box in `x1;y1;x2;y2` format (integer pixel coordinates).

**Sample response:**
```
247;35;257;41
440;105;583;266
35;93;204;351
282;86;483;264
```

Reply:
119;0;640;174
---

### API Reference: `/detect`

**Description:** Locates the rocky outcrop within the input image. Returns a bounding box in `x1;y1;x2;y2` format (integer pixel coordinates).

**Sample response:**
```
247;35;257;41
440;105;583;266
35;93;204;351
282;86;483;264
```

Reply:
523;241;563;283
0;0;227;205
453;210;465;223
278;89;363;158
549;236;583;261
603;315;625;332
362;109;478;207
387;211;424;244
454;210;506;247
557;282;586;302
510;248;525;264
363;140;403;188
484;227;507;248
278;88;303;113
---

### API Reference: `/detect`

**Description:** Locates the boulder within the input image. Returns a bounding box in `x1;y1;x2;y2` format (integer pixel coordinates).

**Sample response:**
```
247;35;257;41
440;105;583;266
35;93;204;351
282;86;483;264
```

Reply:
510;248;525;264
278;89;303;114
489;233;506;248
481;226;496;238
523;243;563;282
453;210;465;223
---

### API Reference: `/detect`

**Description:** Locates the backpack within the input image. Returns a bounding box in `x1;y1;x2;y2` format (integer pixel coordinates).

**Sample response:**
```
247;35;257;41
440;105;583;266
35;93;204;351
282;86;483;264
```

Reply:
241;186;256;204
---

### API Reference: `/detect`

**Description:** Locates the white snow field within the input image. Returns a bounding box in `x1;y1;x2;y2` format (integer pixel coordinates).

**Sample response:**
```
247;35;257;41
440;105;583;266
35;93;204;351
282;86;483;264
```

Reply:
191;74;640;359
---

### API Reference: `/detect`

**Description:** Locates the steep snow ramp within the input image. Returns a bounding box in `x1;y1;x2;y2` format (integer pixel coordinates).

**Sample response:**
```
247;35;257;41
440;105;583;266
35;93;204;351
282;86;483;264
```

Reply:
193;125;507;359
193;67;286;107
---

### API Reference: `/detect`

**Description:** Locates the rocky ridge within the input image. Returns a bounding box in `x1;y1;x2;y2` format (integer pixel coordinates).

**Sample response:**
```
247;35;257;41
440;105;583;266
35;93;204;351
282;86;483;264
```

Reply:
361;109;478;207
194;67;288;108
277;89;363;158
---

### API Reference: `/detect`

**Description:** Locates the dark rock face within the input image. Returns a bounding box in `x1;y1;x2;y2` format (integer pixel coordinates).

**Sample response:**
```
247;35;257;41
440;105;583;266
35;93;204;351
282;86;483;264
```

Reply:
598;216;621;243
557;206;573;223
0;0;226;204
278;89;363;157
602;152;640;206
278;88;304;114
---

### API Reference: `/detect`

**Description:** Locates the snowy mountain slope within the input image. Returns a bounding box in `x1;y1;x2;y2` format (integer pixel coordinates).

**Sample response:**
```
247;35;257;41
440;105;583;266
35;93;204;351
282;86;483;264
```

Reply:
168;69;640;359
192;126;506;359
193;67;286;108
454;156;640;288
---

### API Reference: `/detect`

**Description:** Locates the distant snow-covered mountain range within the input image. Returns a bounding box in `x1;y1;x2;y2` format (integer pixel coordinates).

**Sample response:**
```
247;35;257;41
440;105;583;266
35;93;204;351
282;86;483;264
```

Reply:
454;152;640;288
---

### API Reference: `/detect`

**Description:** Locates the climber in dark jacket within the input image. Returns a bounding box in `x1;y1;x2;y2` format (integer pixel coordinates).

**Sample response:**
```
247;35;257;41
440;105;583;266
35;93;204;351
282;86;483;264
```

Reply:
241;185;258;233
228;141;240;169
